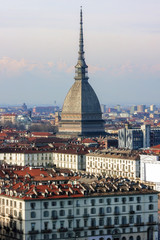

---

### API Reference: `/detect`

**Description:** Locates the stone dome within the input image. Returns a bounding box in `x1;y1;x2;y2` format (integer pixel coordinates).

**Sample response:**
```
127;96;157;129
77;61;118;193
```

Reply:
62;80;102;116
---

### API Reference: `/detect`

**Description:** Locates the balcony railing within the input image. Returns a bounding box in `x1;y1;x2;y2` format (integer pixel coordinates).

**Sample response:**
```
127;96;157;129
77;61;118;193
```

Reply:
146;222;157;225
41;229;52;233
57;228;68;232
28;230;39;234
88;226;99;230
120;224;129;227
104;225;114;229
134;222;144;226
114;212;120;215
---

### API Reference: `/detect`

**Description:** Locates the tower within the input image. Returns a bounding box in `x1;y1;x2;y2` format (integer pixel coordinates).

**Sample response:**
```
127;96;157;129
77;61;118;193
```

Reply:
58;8;105;138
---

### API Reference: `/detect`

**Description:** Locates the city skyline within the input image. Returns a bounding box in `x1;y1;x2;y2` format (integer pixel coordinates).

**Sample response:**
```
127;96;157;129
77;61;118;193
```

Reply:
1;0;160;106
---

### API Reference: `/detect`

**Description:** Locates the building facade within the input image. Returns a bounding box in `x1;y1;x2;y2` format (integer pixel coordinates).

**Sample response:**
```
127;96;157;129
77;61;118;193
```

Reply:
86;151;140;179
118;124;160;150
0;179;158;240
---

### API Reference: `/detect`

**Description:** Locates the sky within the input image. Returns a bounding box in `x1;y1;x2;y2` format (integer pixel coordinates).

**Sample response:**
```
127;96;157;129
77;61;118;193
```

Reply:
0;0;160;107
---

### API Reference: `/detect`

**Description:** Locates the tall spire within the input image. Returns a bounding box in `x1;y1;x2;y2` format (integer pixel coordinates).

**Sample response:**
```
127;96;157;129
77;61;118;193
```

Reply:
74;7;88;81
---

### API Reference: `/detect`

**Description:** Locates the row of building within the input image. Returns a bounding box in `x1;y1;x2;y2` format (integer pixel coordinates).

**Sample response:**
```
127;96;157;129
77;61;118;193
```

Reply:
0;165;158;240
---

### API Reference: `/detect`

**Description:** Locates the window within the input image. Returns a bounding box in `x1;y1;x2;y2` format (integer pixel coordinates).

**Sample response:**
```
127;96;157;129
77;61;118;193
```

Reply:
149;196;153;202
14;201;16;208
137;197;141;203
99;199;104;203
91;218;96;227
122;216;127;225
52;201;57;206
122;206;126;212
136;205;141;211
52;222;56;229
44;222;48;230
114;217;119;225
43;202;48;209
52;210;57;218
91;208;96;214
31;223;35;231
99;207;104;215
30;203;36;210
76;209;80;215
44;234;49;240
76;219;80;228
84;200;86;204
106;207;111;213
68;220;72;228
149;204;154;210
136;215;141;224
76;200;80;207
114;198;119;202
106;198;111;205
122;198;126;204
91;199;95;206
52;234;57;239
99;218;104;226
129;197;134;201
31;212;36;218
60;210;65;216
149;214;154;223
114;206;119;214
129;237;133;240
68;200;72;205
129;216;134;224
19;203;22;209
137;236;141;240
43;211;49;217
84;219;87;227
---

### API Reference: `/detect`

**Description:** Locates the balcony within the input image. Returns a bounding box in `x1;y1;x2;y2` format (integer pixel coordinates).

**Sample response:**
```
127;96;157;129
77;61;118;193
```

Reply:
134;222;144;226
67;215;74;219
28;230;39;234
104;225;114;229
88;226;99;230
73;227;84;231
41;229;52;233
129;211;135;214
146;222;157;226
57;228;68;232
120;224;129;227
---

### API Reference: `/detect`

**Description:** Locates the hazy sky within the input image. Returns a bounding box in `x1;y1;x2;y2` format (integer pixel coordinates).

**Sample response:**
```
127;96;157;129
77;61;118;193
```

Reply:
0;0;160;107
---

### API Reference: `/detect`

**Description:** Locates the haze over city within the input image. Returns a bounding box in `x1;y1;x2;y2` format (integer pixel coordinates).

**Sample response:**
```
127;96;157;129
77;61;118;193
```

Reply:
1;0;160;106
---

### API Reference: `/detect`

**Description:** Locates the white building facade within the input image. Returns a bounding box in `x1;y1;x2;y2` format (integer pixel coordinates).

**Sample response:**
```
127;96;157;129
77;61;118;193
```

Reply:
0;188;158;240
86;153;140;179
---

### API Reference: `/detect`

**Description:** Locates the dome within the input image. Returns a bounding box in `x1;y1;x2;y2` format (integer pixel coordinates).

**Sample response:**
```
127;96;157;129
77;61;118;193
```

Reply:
62;80;102;115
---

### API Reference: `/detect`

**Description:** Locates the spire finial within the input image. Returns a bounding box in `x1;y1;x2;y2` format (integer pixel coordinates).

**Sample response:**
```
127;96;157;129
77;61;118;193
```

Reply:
74;7;89;81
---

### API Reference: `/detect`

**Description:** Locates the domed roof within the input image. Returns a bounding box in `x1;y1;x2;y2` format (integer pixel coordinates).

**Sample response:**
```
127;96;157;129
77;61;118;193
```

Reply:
62;80;102;114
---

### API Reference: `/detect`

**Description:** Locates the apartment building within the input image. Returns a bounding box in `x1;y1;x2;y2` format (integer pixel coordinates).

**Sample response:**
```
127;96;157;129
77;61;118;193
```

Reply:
86;150;140;179
0;178;158;240
0;149;53;166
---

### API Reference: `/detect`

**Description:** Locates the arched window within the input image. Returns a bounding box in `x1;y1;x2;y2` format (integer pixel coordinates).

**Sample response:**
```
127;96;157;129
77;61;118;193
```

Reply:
137;236;141;240
99;207;104;215
43;211;49;217
91;208;96;214
129;237;134;240
122;237;126;240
